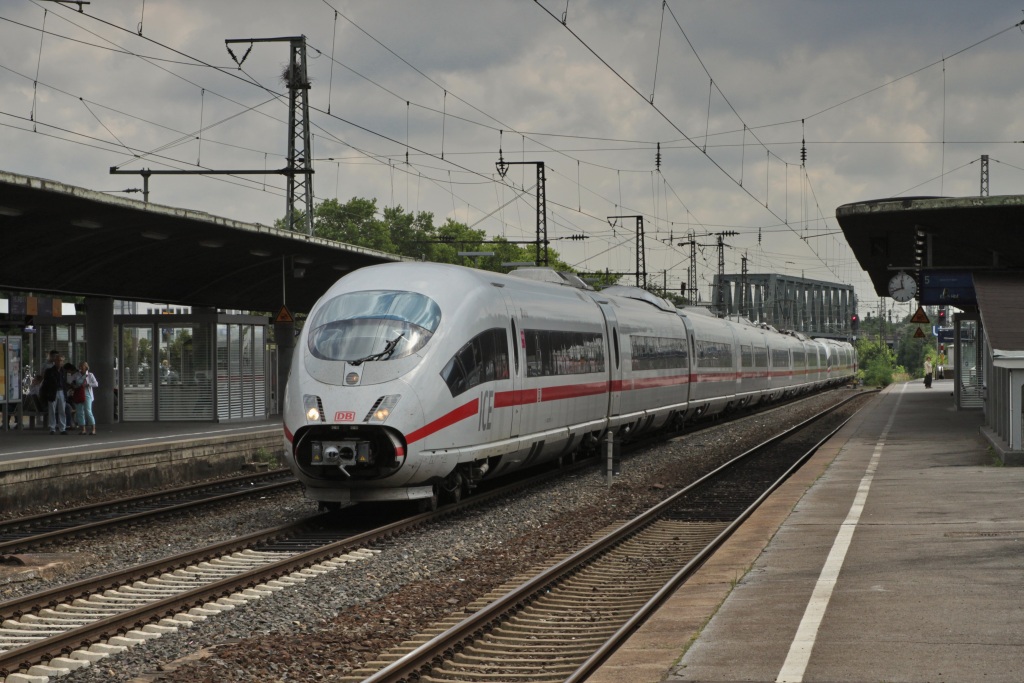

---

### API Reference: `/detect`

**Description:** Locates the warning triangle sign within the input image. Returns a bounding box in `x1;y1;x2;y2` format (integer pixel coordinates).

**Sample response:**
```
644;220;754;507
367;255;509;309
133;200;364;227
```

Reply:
913;327;926;338
275;306;294;324
910;306;930;324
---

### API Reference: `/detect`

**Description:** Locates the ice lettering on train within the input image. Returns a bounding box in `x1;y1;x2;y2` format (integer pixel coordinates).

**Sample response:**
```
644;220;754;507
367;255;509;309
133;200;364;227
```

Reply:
478;389;494;431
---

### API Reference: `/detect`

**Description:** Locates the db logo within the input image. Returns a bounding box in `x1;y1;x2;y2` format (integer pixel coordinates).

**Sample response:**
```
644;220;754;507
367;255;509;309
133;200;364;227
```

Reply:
334;411;356;422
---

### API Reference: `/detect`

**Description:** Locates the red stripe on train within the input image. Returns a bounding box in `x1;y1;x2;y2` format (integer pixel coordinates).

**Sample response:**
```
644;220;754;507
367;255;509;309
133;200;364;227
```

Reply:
405;398;479;445
541;381;608;401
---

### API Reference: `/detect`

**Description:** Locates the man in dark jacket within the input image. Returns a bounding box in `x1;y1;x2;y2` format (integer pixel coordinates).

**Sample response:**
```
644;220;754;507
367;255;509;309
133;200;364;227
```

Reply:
41;353;68;434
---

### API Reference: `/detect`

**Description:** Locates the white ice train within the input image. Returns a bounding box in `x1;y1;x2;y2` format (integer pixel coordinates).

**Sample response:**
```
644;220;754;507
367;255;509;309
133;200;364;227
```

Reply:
283;262;857;508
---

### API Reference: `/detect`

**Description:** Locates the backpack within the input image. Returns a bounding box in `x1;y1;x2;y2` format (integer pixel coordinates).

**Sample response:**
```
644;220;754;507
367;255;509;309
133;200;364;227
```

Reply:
40;366;59;401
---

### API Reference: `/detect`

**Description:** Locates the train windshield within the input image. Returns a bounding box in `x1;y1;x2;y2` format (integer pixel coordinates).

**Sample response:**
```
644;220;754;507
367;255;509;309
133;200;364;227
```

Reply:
307;290;441;362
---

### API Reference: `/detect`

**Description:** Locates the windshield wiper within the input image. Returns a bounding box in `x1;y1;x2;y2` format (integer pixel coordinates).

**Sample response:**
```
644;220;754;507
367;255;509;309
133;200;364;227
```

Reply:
350;333;405;366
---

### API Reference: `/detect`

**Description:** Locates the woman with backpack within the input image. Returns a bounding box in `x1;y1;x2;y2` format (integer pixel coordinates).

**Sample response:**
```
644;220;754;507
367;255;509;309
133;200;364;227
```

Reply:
71;361;99;435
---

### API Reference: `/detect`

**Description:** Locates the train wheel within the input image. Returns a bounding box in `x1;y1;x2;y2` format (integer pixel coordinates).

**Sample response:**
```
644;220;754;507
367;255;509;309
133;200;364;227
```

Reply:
442;473;464;505
318;501;342;513
558;450;576;468
448;481;463;505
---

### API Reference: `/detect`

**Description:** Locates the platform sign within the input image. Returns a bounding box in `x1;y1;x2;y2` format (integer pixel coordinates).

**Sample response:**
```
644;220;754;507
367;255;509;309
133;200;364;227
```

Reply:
920;270;976;306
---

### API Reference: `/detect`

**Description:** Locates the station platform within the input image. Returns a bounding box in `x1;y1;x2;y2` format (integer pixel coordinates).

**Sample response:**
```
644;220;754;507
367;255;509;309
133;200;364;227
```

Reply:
591;378;1024;683
0;419;282;512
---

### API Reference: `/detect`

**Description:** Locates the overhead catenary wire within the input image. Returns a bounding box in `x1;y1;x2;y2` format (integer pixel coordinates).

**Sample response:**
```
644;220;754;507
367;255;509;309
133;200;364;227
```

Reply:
3;1;1006;297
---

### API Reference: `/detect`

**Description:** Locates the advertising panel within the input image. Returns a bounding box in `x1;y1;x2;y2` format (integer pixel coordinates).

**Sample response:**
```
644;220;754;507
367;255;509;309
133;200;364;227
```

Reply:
7;336;22;402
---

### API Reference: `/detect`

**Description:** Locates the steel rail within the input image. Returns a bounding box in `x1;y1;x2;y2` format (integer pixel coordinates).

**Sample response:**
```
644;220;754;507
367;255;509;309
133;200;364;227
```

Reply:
566;400;863;681
0;461;573;677
0;470;297;553
358;391;871;683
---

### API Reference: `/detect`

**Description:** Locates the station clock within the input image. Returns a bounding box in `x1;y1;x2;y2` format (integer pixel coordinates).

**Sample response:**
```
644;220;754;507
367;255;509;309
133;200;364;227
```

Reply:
887;271;918;302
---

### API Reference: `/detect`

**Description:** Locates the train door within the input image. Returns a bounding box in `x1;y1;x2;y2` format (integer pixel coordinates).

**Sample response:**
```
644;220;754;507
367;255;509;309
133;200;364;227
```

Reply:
593;300;621;418
501;291;523;438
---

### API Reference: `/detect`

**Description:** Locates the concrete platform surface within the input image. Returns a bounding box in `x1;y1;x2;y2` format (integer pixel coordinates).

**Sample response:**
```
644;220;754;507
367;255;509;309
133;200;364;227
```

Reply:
0;419;283;512
592;378;1024;683
0;419;281;465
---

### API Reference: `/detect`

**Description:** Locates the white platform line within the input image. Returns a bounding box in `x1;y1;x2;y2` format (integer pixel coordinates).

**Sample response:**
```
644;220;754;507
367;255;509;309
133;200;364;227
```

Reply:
776;383;905;683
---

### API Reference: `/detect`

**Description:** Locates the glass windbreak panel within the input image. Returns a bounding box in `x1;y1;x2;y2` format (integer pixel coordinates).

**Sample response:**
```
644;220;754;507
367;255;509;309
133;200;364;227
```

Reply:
72;324;86;367
253;326;267;415
158;325;213;420
40;325;72;366
122;325;154;421
216;325;247;421
958;319;983;409
217;324;230;421
240;325;256;418
307;290;441;363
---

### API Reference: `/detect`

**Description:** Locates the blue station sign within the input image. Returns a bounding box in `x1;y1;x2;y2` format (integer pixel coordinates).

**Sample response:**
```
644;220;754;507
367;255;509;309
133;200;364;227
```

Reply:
920;270;976;306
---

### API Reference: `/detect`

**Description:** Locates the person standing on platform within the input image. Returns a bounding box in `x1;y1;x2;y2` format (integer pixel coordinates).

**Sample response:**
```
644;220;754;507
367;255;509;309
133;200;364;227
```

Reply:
71;361;98;435
41;354;68;434
62;362;77;427
924;358;933;389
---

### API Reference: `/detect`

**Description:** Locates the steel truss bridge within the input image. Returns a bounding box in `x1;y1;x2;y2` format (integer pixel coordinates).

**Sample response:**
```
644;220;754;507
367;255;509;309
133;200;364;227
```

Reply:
711;273;856;339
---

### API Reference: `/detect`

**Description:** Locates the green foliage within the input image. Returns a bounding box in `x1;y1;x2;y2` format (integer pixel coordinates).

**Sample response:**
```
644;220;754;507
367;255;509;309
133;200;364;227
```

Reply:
856;337;899;387
253;446;282;467
297;196;580;276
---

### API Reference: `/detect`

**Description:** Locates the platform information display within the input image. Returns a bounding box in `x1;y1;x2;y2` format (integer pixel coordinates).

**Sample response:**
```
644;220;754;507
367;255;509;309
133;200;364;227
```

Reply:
920;270;976;306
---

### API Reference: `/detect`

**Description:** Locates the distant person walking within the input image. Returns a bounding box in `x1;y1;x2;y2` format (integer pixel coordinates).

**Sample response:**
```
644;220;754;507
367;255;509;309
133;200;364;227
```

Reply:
923;358;933;389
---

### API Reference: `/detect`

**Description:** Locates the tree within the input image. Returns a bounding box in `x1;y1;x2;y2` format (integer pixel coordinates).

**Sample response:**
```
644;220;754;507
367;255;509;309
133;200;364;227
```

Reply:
294;197;577;277
856;337;903;387
313;197;396;253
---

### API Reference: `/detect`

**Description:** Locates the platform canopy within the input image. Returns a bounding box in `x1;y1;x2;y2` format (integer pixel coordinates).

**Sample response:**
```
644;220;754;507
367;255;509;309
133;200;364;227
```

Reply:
0;171;400;314
835;195;1024;307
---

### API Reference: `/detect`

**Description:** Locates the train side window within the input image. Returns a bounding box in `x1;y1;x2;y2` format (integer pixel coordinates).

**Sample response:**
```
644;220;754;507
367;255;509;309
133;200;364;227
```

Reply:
440;356;467;396
613;329;619;369
630;335;688;371
740;344;753;368
440;328;510;397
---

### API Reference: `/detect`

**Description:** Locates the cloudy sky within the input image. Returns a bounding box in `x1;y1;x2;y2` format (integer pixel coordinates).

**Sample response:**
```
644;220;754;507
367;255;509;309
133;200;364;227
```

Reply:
3;1;1023;310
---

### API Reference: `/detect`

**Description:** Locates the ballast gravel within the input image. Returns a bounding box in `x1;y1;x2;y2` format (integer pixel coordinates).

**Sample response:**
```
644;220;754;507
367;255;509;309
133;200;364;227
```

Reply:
7;389;869;682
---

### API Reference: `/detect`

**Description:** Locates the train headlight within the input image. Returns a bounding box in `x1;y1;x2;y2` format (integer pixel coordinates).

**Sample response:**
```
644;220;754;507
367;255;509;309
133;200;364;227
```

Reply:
366;394;401;423
303;394;323;423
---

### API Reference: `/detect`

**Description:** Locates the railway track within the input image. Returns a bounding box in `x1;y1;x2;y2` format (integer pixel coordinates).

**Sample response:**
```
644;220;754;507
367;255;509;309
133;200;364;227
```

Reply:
346;393;867;683
0;460;577;679
0;391;865;681
0;470;299;554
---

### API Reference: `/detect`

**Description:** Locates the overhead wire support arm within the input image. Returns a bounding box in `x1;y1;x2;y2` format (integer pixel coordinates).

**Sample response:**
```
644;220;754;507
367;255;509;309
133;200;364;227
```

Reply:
495;155;548;266
609;215;646;289
224;35;314;234
109;166;310;205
